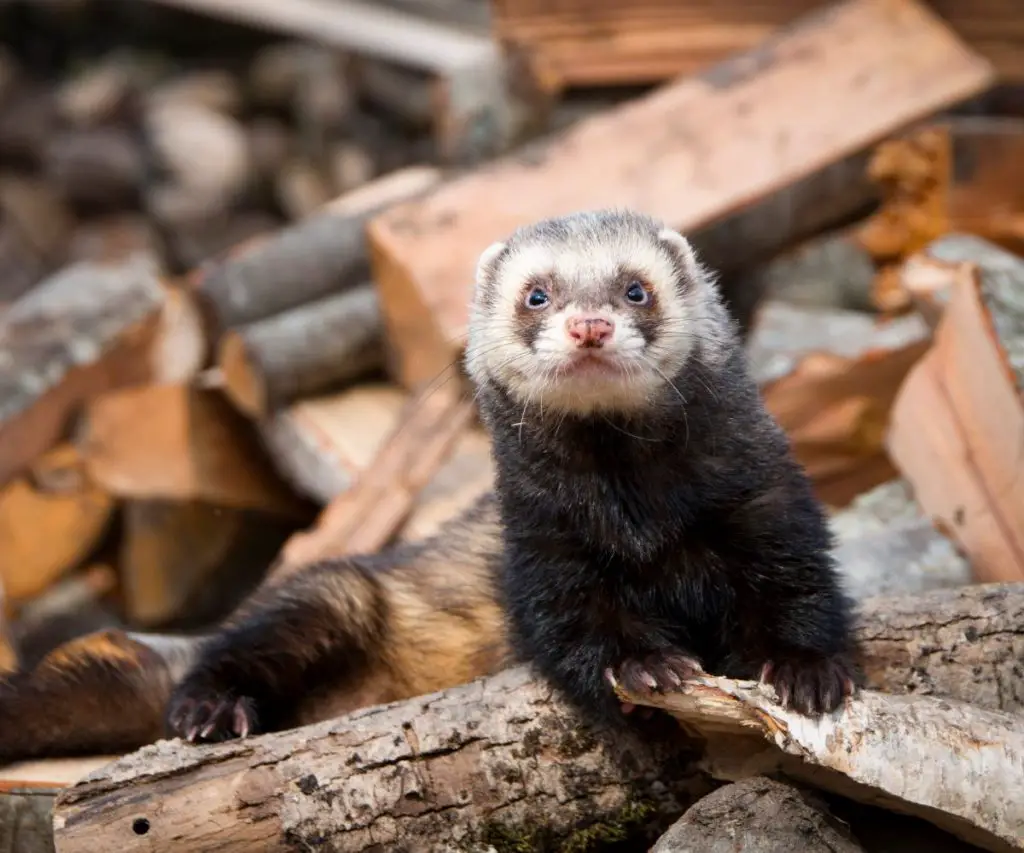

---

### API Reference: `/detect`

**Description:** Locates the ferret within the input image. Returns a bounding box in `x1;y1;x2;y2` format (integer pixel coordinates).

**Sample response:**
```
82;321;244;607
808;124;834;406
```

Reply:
0;209;854;761
465;209;856;725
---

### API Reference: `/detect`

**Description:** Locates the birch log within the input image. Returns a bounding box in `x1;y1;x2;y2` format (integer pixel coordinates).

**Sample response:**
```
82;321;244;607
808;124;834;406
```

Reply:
50;583;1024;853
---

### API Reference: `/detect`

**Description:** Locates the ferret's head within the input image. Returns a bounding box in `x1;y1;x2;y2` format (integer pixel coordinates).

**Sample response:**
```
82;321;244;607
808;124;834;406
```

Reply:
465;209;729;417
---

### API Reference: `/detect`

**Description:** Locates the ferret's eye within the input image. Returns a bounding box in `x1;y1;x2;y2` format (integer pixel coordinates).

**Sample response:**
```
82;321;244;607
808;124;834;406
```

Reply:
525;287;549;309
625;281;650;305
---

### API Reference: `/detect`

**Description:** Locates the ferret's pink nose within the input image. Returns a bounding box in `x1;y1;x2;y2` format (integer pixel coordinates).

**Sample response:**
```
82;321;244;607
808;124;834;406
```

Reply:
566;315;614;347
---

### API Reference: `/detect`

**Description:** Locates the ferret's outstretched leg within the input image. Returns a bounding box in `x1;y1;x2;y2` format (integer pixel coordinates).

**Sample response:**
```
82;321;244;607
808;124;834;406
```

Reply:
168;497;509;742
166;558;388;741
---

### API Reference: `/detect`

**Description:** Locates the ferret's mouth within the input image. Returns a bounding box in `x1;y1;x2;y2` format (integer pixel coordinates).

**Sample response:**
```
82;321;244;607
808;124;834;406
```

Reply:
555;351;628;379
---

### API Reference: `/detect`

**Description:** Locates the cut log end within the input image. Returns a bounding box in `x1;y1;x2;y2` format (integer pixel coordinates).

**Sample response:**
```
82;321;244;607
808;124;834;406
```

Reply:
217;330;266;420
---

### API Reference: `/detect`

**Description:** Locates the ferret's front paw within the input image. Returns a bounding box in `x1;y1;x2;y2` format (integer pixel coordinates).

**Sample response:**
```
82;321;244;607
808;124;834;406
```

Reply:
166;683;259;743
606;650;704;696
759;654;855;716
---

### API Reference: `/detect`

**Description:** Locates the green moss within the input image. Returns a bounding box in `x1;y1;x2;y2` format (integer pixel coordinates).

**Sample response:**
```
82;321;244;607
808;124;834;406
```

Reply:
475;799;657;853
479;821;547;852
559;799;656;853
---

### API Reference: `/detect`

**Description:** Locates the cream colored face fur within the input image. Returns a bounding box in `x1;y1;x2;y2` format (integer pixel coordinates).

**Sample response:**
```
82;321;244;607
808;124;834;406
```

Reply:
465;211;729;417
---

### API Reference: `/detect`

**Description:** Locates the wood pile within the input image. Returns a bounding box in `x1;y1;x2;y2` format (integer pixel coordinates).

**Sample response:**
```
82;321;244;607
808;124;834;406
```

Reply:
1;0;1023;850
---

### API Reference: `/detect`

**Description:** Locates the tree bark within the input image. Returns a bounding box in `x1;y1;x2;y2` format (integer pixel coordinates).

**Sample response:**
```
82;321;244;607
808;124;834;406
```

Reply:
189;166;441;334
613;672;1024;853
0;254;166;486
651;776;866;853
51;582;1024;853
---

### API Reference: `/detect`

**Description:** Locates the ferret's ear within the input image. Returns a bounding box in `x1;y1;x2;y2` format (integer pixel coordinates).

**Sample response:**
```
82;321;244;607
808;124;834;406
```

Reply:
657;228;699;274
475;241;508;284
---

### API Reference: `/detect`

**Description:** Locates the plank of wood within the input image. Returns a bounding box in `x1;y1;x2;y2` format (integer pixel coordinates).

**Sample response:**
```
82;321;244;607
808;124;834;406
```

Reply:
217;285;385;419
368;0;994;389
493;0;823;90
886;236;1024;582
0;445;114;606
76;383;305;517
394;425;493;542
492;0;1024;88
0;255;166;486
0;756;115;853
48;583;1024;853
276;385;474;571
258;383;408;505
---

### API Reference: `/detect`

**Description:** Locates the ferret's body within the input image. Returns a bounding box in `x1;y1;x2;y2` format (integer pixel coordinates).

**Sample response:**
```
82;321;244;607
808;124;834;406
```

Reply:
0;209;854;762
469;210;855;722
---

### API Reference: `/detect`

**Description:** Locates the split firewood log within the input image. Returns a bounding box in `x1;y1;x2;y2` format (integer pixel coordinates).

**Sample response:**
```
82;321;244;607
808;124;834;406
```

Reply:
887;235;1024;583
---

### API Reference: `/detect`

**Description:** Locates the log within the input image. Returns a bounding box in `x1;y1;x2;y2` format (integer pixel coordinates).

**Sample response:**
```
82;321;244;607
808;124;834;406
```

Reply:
349;58;434;130
0;223;47;304
217;284;385;419
0;445;114;606
257;383;407;505
65;215;162;268
188;165;441;335
149;285;207;385
144;100;251;216
763;343;930;507
49;583;1024;853
44;127;146;210
0;175;75;269
367;0;994;389
277;384;474;570
896;128;1024;325
0;254;166;486
886;235;1024;582
651;776;866;853
274;158;335;221
611;674;1024;853
77;383;306;517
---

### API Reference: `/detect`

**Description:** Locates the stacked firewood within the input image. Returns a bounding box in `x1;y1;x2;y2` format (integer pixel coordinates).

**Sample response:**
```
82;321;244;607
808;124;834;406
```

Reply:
1;0;1024;851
